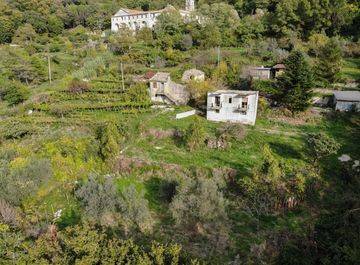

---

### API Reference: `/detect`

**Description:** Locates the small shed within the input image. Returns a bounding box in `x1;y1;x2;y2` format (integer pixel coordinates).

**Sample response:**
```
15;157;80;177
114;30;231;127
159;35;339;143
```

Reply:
272;64;286;78
181;69;205;83
333;91;360;112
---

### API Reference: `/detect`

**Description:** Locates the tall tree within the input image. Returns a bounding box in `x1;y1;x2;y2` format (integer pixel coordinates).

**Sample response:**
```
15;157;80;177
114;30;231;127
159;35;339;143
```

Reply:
315;38;343;84
276;50;314;113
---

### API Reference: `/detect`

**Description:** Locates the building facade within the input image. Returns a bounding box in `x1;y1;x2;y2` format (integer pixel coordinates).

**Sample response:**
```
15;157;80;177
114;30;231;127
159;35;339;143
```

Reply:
111;0;195;32
207;90;259;125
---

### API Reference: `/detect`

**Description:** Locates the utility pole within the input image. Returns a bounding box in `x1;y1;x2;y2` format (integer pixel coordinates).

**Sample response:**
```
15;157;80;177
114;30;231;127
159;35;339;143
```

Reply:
120;62;125;91
47;47;52;84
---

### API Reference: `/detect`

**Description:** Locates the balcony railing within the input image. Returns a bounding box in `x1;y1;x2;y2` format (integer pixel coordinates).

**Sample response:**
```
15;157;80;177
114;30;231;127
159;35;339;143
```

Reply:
234;105;248;114
208;103;222;110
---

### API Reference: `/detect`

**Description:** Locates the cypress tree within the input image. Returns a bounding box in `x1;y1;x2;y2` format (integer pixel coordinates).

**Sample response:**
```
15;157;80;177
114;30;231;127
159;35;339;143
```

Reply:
316;38;343;84
276;51;314;113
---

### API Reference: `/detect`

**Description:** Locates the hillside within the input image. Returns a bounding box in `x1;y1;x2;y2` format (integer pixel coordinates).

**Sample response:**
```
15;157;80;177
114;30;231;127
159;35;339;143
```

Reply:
0;0;360;264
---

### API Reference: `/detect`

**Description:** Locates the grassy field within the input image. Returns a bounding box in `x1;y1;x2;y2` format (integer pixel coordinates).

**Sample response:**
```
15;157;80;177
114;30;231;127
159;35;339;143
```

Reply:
342;58;360;81
1;41;359;263
1;94;359;263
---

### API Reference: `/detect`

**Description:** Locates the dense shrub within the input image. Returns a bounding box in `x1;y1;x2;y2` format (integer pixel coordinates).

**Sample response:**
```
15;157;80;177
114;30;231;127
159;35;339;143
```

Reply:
0;158;52;206
187;80;217;107
76;175;153;232
0;120;35;140
3;81;30;106
306;133;340;163
68;78;90;94
239;145;320;216
0;199;18;227
183;117;207;151
124;83;151;103
217;123;247;142
95;121;122;161
118;185;153;233
170;176;227;232
1;223;197;264
76;174;119;226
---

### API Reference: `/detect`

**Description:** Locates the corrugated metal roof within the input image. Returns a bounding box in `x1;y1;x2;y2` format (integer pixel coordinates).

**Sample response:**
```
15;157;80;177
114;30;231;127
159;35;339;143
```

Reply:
334;91;360;102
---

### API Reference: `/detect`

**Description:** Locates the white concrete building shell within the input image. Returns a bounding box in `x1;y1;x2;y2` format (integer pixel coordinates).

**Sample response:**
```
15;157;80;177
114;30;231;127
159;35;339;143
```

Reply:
207;90;259;125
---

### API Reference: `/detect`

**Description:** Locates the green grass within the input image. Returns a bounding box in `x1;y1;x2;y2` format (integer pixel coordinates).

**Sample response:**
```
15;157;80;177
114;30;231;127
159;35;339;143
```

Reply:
341;58;360;81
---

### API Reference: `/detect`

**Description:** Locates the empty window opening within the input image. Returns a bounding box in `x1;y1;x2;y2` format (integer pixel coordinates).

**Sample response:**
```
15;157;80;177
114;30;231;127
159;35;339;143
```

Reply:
215;96;221;106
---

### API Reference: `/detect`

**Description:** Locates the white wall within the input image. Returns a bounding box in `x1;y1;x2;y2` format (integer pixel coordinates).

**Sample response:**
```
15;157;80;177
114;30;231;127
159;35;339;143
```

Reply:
207;92;259;125
176;110;196;119
111;12;161;32
335;100;360;112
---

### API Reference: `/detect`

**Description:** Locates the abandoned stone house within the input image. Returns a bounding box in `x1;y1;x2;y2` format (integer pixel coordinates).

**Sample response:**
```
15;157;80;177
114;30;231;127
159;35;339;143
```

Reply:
181;69;205;83
207;90;259;125
333;91;360;112
111;0;195;32
149;72;190;105
248;66;272;80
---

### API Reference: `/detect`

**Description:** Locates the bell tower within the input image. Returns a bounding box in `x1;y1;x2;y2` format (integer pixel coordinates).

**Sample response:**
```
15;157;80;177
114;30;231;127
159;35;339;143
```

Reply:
185;0;195;12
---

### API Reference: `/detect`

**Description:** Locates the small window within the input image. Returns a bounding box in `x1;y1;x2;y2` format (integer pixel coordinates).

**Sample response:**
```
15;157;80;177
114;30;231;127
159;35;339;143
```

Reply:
242;102;248;109
153;82;157;88
229;98;232;104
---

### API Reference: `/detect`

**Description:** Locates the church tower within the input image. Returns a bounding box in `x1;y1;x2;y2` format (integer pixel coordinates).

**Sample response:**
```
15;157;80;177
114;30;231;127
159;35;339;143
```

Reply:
185;0;195;12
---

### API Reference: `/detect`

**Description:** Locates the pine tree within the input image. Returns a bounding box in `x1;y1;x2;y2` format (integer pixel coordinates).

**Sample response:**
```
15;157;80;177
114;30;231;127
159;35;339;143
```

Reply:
315;38;343;84
276;51;314;113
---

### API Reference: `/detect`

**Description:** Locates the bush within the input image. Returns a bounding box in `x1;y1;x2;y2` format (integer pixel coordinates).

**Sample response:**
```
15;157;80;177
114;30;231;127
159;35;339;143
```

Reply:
124;83;151;104
3;82;30;106
95;121;122;161
9;223;196;264
216;123;247;142
49;104;73;117
0;158;52;206
0;120;35;140
183;117;207;151
306;133;340;162
187;80;217;107
118;185;153;233
76;174;119;226
68;78;90;94
170;176;227;232
76;175;153;232
239;145;320;216
0;199;18;227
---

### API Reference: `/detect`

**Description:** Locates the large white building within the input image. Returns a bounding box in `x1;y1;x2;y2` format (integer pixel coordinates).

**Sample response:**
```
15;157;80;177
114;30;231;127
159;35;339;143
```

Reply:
207;90;259;125
111;0;195;32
